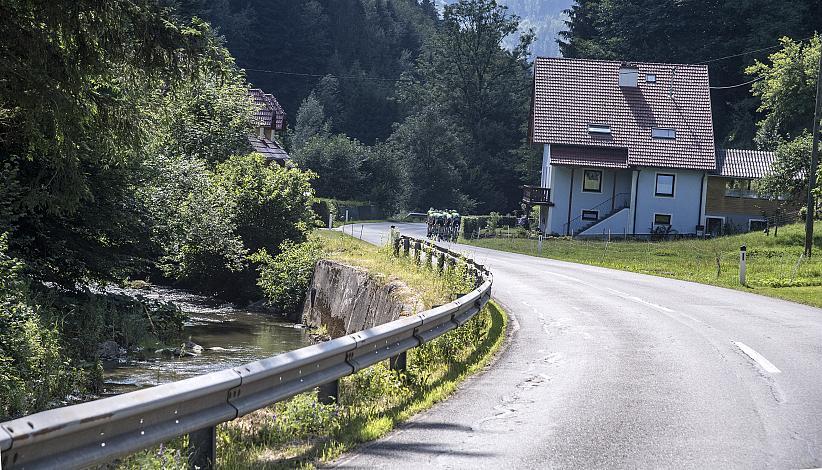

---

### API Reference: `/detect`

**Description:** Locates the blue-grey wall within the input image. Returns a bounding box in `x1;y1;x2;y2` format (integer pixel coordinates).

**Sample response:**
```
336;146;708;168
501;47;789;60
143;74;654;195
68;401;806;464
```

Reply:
547;166;632;235
633;168;706;235
545;165;708;236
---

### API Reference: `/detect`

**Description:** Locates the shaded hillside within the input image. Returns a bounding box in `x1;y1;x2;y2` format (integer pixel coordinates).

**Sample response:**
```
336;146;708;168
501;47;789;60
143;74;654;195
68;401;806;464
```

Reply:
439;0;572;57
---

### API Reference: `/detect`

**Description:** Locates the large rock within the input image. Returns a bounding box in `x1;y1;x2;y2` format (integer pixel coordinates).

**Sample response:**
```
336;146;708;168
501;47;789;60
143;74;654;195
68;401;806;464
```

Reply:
96;340;122;361
301;260;423;338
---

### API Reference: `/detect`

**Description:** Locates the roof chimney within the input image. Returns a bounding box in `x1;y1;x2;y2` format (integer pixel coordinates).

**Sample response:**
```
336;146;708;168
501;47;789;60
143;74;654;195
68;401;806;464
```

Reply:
619;63;639;87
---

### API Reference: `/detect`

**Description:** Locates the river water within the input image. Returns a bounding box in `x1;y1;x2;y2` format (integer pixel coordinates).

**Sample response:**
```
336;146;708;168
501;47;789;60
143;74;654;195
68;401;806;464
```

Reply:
102;286;310;395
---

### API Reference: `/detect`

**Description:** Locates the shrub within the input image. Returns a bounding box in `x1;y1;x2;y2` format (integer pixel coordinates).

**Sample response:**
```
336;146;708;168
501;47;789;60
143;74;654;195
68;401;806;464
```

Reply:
251;239;325;313
0;234;80;419
461;214;518;238
214;153;317;255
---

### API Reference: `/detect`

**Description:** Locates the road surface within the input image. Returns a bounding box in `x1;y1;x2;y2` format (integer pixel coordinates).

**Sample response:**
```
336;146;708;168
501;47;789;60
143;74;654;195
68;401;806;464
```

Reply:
332;222;822;469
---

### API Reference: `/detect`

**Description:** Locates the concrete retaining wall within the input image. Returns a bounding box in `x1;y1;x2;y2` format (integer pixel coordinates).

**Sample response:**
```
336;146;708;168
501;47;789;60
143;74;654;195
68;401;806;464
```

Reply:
301;259;423;338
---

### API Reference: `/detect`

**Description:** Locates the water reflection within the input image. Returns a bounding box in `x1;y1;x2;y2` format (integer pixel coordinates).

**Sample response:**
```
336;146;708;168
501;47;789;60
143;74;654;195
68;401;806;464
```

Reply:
102;285;309;394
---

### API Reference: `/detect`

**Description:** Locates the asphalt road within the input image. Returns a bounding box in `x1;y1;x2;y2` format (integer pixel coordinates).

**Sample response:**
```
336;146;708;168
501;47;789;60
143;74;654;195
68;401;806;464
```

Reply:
331;222;822;469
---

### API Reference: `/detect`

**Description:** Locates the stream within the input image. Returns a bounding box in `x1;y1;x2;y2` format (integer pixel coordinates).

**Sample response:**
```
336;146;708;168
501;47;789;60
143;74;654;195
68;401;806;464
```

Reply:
101;286;310;395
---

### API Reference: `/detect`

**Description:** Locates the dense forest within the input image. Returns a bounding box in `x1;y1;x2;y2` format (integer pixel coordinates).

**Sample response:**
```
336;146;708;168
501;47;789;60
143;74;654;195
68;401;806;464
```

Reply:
175;0;537;215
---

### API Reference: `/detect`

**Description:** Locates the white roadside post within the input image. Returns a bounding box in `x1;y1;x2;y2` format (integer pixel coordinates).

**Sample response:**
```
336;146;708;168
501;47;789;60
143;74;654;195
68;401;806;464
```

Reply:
739;245;747;285
328;212;333;229
538;234;543;255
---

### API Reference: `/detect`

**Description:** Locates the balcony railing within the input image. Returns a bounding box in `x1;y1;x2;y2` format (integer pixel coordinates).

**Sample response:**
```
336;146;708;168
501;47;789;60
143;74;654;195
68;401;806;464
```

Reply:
522;185;552;205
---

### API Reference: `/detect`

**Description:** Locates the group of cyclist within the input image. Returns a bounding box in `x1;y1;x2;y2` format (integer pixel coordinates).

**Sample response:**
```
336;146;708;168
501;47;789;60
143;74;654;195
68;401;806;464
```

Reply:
426;209;461;242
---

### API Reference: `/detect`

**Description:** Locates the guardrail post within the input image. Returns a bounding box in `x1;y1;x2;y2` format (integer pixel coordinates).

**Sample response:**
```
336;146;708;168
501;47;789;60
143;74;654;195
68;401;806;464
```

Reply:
390;351;407;372
403;237;410;257
318;379;339;405
392;230;401;257
414;240;422;265
188;426;216;470
437;252;445;273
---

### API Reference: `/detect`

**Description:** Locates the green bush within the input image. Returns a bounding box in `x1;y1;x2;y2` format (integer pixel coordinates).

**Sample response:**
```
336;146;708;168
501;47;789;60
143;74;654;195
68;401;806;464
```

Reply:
251;239;325;313
41;290;185;361
214;153;317;255
0;234;81;419
461;214;518;238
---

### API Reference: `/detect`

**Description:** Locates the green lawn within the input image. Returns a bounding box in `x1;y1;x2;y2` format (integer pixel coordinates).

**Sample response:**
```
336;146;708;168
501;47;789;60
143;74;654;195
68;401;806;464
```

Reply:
461;223;822;308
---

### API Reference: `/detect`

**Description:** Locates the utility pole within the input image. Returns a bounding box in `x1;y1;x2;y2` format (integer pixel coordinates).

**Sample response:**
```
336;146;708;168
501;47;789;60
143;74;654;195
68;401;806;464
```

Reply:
804;37;822;257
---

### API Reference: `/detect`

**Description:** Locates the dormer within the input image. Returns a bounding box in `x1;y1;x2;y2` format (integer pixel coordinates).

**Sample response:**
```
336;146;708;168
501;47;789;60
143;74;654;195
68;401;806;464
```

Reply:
619;63;639;88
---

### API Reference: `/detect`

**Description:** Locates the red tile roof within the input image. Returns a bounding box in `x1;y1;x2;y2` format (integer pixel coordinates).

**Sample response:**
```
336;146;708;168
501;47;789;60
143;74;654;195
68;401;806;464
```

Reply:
250;88;286;131
248;135;289;165
714;148;775;179
531;57;716;171
551;145;628;168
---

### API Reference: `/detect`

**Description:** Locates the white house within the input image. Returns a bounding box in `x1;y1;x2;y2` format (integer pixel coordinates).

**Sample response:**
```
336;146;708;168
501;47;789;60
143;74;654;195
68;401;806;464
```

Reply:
526;57;778;238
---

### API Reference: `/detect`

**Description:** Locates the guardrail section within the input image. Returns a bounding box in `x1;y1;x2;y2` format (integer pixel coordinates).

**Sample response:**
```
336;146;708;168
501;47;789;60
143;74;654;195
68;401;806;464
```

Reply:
0;233;492;470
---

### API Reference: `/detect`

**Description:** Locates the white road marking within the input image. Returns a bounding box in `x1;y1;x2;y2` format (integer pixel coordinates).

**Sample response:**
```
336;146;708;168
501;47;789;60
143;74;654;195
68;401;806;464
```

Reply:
605;288;675;313
733;341;781;374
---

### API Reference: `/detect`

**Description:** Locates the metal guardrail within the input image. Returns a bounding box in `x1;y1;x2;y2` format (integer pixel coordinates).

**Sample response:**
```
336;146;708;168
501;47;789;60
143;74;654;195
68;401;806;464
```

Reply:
0;234;492;470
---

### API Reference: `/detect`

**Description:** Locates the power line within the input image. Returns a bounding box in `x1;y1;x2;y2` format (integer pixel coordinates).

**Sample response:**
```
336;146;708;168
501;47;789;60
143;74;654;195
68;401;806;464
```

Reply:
243;68;415;82
709;76;765;90
696;36;814;65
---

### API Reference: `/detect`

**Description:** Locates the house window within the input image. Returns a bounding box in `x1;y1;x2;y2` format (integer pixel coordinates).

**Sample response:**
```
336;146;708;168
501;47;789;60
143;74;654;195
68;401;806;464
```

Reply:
583;170;603;192
655;173;675;197
749;219;767;232
652;128;676;139
725;179;763;199
654;214;672;226
588;124;611;135
706;216;724;236
582;210;599;221
646;74;657;83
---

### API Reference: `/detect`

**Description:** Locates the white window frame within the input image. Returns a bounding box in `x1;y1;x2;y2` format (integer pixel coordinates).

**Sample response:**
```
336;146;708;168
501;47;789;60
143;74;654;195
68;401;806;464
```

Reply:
654;172;676;198
748;219;767;232
581;210;599;221
652;128;677;139
705;216;725;235
653;213;672;226
582;169;604;193
588;124;611;135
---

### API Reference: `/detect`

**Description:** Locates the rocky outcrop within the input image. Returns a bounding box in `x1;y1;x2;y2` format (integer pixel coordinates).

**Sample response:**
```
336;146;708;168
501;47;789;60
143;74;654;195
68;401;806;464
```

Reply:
301;259;423;338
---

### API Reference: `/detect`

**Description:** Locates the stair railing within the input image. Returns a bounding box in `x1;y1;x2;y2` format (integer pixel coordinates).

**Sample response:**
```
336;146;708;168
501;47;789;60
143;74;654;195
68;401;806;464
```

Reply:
561;192;631;236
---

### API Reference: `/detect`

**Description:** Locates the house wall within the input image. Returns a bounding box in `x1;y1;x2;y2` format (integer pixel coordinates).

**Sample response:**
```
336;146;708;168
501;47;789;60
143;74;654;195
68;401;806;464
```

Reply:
577;207;630;237
632;168;706;235
546;166;632;235
704;176;783;232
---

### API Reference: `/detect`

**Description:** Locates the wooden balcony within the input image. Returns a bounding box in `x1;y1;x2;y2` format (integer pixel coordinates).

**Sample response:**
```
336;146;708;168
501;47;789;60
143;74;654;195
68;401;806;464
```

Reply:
521;185;553;206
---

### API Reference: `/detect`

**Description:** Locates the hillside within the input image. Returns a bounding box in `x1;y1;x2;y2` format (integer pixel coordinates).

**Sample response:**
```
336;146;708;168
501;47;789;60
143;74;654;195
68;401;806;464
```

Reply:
439;0;572;57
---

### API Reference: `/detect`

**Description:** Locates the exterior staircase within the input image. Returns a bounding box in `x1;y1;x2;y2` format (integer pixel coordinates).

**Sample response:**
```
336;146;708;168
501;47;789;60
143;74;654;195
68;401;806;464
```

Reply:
574;207;630;236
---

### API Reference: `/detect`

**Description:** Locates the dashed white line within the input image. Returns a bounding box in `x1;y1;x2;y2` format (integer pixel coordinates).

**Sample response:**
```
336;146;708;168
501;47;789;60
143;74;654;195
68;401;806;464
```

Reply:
733;341;781;374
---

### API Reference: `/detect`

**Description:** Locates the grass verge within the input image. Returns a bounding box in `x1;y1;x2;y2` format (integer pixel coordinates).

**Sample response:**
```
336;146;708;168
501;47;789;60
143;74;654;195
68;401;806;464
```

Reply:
461;222;822;308
118;232;508;469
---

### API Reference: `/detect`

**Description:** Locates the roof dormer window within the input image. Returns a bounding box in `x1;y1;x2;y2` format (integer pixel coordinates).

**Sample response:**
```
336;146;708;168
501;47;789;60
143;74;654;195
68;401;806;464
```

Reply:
646;74;657;83
652;128;676;139
588;124;611;135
